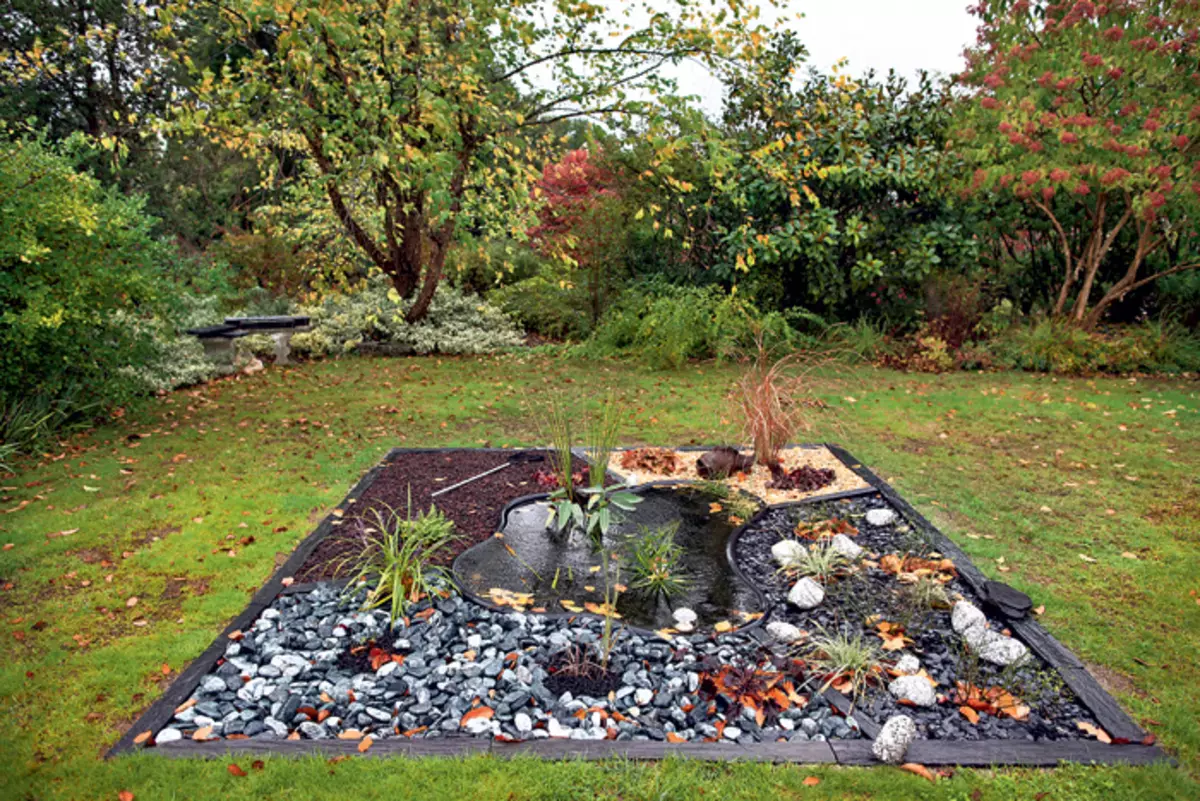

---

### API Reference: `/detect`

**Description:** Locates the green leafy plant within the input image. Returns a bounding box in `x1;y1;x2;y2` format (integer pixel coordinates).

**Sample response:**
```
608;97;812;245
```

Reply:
338;495;461;624
583;393;621;489
778;541;851;583
629;522;690;600
801;627;886;700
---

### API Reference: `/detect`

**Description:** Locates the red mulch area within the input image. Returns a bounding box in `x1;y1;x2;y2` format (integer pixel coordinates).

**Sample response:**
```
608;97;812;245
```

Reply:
294;449;583;582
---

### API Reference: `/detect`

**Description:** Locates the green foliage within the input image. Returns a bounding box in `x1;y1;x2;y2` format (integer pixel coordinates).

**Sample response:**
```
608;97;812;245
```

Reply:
987;319;1200;374
777;541;851;582
628;522;690;600
339;499;461;625
579;281;798;369
801;627;885;699
287;277;523;358
0;392;87;473
0;134;167;440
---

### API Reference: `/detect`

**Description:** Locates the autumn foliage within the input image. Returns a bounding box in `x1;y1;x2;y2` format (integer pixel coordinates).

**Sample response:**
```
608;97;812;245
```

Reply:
956;0;1200;327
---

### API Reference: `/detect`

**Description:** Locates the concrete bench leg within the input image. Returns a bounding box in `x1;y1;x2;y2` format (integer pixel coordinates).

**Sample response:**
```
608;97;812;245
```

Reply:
199;338;238;375
272;331;295;365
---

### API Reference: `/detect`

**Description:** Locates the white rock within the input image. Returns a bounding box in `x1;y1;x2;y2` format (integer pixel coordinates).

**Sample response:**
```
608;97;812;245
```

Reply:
787;577;825;609
865;508;897;527
766;620;805;644
894;654;921;676
547;718;571;738
829;533;863;559
675;621;694;633
872;715;916;764
635;688;654;706
723;725;743;740
979;635;1030;666
514;713;533;733
951;601;986;634
466;634;483;650
888;675;937;707
263;717;289;737
771;539;807;568
963;622;1002;651
672;608;698;625
155;727;183;744
375;660;399;678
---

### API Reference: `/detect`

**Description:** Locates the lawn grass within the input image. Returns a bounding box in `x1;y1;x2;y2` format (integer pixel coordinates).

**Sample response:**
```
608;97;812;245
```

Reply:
1;354;1197;800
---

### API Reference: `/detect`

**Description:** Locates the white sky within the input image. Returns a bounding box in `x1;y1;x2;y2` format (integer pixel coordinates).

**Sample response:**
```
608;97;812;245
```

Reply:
664;0;981;114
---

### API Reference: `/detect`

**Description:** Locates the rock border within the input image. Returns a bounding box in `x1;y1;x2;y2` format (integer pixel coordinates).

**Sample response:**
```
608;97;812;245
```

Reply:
109;445;1170;767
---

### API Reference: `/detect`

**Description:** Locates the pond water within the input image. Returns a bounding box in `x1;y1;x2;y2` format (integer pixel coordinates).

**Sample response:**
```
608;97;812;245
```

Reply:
452;486;765;632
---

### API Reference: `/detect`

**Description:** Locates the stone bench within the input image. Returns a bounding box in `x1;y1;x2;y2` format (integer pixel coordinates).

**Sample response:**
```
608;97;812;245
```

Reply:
186;316;311;373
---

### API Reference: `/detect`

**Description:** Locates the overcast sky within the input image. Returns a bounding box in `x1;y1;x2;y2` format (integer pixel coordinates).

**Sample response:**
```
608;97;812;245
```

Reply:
664;0;981;114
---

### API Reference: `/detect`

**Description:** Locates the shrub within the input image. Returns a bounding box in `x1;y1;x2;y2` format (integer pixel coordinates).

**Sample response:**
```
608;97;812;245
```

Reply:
288;277;524;358
0;134;167;446
578;281;798;369
986;319;1200;375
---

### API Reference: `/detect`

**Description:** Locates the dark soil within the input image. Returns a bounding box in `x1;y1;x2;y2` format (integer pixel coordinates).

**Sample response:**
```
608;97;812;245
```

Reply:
295;449;585;582
731;494;1099;742
543;649;623;699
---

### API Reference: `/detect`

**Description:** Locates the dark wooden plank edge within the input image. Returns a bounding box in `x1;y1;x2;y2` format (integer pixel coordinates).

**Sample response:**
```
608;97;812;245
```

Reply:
830;739;1168;767
823;443;1149;744
154;737;838;763
107;450;400;758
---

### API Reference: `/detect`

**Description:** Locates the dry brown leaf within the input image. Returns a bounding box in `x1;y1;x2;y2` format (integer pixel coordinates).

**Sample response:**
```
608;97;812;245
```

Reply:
119;792;134;801
192;726;214;741
802;776;821;787
358;736;374;753
133;730;152;745
958;706;980;724
666;732;686;743
337;729;364;740
899;763;936;782
227;763;247;777
1077;720;1111;743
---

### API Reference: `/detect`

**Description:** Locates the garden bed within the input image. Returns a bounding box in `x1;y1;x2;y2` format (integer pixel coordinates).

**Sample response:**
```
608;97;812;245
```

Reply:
110;446;1167;767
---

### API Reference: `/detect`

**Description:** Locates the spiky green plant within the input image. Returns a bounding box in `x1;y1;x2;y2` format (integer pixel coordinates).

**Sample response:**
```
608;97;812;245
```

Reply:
778;541;851;582
541;395;576;500
337;493;461;624
629;522;690;599
583;392;621;489
801;627;885;700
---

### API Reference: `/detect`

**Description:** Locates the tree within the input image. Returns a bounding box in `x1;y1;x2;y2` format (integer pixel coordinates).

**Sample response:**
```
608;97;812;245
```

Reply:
165;0;770;321
954;0;1200;328
529;148;625;324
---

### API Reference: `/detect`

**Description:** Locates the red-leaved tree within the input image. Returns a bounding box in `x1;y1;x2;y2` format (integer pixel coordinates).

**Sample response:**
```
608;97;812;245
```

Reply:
955;0;1200;326
529;148;623;324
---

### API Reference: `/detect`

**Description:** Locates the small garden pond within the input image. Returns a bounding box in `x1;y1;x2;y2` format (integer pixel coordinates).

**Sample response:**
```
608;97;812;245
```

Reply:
452;485;765;632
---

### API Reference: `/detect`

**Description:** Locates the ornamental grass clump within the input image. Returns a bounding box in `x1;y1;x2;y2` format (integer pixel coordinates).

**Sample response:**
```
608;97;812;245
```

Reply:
801;627;886;700
735;338;832;474
338;493;461;625
779;540;852;583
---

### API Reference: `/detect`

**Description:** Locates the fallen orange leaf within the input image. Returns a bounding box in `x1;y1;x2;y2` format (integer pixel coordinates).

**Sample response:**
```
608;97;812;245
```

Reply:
899;763;936;782
227;763;246;777
959;706;980;724
118;792;134;801
460;706;495;727
802;776;821;786
358;736;374;753
666;732;686;743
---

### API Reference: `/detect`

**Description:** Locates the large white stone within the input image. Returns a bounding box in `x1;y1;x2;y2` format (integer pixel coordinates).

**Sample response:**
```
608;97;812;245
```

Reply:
979;635;1030;666
787;577;825;609
872;715;917;764
829;533;863;559
771;539;807;569
894;654;921;676
951;601;987;634
888;675;937;707
865;508;897;527
963;622;1002;651
765;620;804;644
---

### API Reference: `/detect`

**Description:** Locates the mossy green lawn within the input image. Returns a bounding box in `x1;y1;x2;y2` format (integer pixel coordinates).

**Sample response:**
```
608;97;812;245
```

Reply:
1;355;1197;800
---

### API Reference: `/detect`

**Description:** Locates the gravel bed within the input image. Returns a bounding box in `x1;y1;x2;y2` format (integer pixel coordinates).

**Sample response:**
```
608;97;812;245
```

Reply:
160;585;862;745
732;493;1099;741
